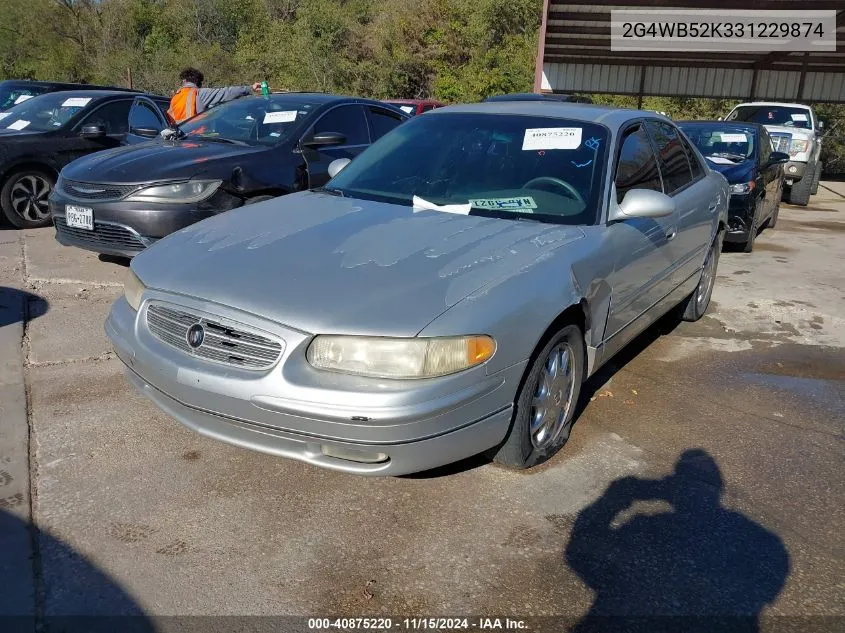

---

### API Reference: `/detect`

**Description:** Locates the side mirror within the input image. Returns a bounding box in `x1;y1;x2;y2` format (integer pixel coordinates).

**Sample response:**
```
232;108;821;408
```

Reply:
766;151;790;167
328;158;351;179
131;127;160;138
301;131;346;148
609;189;676;222
80;124;106;139
818;120;824;130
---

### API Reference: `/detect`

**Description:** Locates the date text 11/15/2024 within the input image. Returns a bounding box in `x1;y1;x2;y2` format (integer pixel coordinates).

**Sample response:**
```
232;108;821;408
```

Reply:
308;617;529;630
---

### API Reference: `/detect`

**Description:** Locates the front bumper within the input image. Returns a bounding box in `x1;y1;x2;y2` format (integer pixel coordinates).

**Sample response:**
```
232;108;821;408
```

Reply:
105;294;520;476
724;193;757;243
783;161;807;183
49;189;238;257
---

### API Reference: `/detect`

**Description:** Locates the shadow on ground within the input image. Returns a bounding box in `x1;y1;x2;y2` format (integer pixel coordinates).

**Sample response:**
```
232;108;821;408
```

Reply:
0;287;49;327
566;449;790;633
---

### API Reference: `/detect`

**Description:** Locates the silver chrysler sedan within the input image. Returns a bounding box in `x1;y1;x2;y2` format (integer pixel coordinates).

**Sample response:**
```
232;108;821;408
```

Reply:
106;102;728;476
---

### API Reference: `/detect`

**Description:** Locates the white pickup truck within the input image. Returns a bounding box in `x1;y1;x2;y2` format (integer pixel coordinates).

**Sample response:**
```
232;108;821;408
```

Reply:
725;102;823;206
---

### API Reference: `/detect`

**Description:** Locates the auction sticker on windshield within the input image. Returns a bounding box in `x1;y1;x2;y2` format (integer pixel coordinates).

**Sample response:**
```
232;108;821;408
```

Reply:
791;113;808;122
14;95;32;104
470;196;537;211
263;111;297;124
720;133;748;143
62;97;91;107
7;120;30;130
65;205;94;231
522;127;582;151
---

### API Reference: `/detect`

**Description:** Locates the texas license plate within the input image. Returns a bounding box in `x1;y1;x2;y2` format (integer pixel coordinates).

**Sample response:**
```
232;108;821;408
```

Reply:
65;205;93;230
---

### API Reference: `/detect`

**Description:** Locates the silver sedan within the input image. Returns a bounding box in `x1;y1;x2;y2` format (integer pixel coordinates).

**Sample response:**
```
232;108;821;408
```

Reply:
106;102;728;475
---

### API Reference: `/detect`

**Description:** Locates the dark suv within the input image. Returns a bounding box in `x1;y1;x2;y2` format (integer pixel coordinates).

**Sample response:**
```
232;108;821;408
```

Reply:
0;90;170;228
50;93;409;257
0;79;142;112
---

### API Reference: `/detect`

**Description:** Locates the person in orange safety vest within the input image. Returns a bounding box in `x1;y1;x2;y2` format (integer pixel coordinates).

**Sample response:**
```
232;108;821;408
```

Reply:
167;67;262;125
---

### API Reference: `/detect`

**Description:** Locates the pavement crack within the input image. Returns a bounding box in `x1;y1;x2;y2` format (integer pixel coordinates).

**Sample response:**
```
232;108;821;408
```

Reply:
25;352;116;368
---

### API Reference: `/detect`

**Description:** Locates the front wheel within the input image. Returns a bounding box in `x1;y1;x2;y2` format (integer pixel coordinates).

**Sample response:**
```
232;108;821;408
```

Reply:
0;169;55;229
811;162;822;195
681;232;722;322
491;324;585;470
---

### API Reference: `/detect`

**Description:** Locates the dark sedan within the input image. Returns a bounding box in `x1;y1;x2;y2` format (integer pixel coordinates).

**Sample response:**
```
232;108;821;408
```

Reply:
678;121;788;253
0;79;141;112
50;93;409;258
0;90;170;228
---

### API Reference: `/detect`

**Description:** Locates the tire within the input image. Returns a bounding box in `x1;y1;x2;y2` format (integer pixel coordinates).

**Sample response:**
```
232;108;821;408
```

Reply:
768;197;780;229
0;169;55;229
244;195;275;205
742;203;759;252
811;162;822;195
680;231;722;322
491;324;585;470
787;166;813;206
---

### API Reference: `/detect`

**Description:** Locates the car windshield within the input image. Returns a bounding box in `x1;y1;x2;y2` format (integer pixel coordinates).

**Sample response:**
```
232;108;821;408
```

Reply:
727;105;812;130
0;92;95;132
679;124;756;164
180;97;318;146
385;102;416;115
0;84;51;112
327;112;608;225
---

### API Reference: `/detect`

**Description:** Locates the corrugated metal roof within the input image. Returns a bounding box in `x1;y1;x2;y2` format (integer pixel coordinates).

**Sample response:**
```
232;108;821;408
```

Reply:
537;1;845;103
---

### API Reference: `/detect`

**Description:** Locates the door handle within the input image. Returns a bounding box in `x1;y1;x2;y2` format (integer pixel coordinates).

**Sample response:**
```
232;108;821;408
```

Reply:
708;202;718;211
665;228;677;241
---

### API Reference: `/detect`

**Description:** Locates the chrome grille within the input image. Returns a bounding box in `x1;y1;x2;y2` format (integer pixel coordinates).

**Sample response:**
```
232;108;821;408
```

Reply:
146;303;283;370
61;179;139;201
770;134;791;153
54;217;147;252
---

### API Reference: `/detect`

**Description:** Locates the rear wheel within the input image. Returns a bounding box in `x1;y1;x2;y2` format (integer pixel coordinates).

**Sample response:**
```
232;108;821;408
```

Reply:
681;232;721;322
491;324;585;470
0;169;55;229
811;162;822;195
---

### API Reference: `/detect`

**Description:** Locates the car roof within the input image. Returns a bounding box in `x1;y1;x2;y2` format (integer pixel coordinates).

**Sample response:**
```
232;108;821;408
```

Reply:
427;101;670;130
25;89;144;100
731;102;811;109
678;120;761;129
384;99;443;105
0;79;140;92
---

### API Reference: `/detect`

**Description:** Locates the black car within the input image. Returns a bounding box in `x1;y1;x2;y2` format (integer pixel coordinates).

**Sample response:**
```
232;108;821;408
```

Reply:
483;93;593;104
678;121;789;253
0;90;171;228
0;79;141;112
50;93;409;257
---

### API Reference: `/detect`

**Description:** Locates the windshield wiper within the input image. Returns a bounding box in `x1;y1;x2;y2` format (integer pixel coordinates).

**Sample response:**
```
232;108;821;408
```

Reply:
313;186;344;197
197;136;245;145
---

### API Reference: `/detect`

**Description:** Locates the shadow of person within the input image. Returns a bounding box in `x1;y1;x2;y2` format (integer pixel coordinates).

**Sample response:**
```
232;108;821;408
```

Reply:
565;449;789;633
0;509;154;633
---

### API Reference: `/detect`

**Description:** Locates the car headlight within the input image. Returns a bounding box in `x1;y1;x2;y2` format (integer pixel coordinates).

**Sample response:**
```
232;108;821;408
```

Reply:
123;268;146;311
729;181;755;195
125;180;221;203
306;335;496;379
789;139;809;156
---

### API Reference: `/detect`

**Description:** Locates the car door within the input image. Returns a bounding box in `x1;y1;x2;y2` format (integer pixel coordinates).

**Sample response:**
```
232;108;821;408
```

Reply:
301;104;370;188
758;127;780;219
56;98;134;169
125;97;169;144
604;122;677;345
645;120;708;289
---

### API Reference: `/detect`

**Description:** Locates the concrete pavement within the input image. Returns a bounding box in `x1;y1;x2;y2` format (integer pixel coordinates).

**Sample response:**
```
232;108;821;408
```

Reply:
1;187;843;628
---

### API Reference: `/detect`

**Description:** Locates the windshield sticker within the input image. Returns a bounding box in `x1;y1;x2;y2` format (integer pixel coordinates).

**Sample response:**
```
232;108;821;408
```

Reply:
7;119;30;130
399;105;414;114
412;195;471;215
584;137;601;151
720;133;748;143
571;159;593;168
0;113;9;121
706;156;736;165
522;127;582;151
61;97;91;107
790;113;808;122
14;95;33;104
469;197;537;211
263;110;297;124
269;132;281;137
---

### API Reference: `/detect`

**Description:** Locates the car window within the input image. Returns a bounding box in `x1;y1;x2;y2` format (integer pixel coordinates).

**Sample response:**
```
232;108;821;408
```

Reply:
421;105;436;113
646;121;693;194
678;133;704;180
678;123;757;167
759;128;771;163
313;105;368;145
129;100;164;132
727;105;812;130
366;106;404;142
615;125;663;204
0;85;49;111
328;112;609;226
81;100;133;135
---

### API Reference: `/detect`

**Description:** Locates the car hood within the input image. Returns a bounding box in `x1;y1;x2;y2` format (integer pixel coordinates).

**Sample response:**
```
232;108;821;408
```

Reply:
704;158;753;183
131;191;586;336
763;124;813;140
62;138;268;184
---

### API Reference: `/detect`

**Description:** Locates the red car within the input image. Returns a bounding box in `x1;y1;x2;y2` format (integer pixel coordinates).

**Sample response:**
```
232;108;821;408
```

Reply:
383;99;444;116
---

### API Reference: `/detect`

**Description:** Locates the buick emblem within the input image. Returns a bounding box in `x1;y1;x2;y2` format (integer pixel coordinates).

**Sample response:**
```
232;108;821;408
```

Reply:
186;323;205;349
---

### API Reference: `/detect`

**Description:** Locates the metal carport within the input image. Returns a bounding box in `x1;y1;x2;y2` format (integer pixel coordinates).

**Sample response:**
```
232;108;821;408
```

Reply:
535;0;845;104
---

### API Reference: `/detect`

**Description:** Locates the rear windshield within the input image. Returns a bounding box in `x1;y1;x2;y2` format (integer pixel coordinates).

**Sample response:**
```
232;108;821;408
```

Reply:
727;105;812;130
328;112;608;225
0;92;95;132
180;97;319;146
679;124;757;164
385;102;416;115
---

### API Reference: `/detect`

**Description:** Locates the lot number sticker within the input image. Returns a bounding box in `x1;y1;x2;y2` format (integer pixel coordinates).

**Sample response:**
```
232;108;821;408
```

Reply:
791;113;808;122
470;197;537;211
719;133;748;143
14;95;32;104
263;110;297;124
7;119;30;130
522;127;582;151
399;105;414;114
62;97;91;107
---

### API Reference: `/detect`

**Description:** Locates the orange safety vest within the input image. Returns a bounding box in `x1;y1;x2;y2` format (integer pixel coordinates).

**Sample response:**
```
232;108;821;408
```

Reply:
167;86;198;124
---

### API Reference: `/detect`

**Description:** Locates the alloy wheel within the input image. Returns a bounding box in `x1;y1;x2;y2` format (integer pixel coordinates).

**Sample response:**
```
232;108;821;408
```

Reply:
530;342;576;449
9;174;52;224
697;242;718;310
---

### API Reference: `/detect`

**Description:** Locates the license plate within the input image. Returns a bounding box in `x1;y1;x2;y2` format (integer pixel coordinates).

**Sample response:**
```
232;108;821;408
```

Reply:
65;205;93;230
